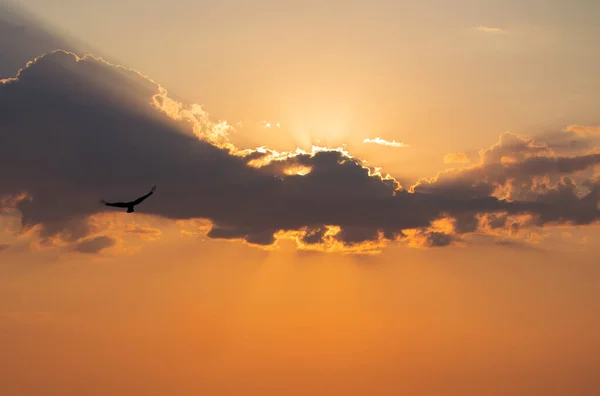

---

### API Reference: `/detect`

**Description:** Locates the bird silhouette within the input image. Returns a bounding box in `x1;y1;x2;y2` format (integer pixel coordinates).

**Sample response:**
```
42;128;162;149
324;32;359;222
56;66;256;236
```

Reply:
101;186;156;213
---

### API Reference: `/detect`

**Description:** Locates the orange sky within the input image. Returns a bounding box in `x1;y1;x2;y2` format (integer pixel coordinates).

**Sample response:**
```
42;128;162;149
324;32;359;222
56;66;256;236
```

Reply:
1;1;600;395
2;231;600;395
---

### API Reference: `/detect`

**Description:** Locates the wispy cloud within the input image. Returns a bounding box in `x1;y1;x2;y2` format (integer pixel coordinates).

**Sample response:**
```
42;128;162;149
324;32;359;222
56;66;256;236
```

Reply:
476;25;505;34
73;236;116;254
443;152;471;164
564;124;600;137
362;137;408;148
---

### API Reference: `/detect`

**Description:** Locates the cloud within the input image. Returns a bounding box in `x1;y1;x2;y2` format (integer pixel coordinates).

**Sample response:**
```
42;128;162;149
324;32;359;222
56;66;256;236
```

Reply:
564;125;600;137
1;51;600;255
259;120;280;129
405;230;455;248
475;25;505;34
362;137;408;148
73;236;116;254
443;152;471;164
0;243;9;252
413;132;600;199
412;132;600;231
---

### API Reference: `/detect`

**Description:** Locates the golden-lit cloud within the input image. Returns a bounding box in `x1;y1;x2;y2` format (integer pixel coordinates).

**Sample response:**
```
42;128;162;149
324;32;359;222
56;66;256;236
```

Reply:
362;137;408;148
275;226;388;255
564;124;600;137
443;152;471;164
176;218;212;237
402;229;454;248
88;213;163;241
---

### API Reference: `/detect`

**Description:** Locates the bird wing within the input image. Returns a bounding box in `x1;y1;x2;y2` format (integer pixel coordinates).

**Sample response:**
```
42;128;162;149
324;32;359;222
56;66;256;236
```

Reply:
100;200;130;208
131;185;156;206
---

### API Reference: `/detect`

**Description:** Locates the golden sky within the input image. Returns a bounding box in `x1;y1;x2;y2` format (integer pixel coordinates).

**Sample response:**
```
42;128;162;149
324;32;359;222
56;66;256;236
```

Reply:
1;1;600;395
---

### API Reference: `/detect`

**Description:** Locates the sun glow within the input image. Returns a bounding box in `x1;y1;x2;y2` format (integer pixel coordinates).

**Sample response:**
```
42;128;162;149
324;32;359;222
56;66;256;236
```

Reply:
283;165;312;176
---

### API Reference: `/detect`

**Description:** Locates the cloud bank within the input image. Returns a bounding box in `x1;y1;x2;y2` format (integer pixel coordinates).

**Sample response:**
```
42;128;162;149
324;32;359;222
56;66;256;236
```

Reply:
1;50;599;254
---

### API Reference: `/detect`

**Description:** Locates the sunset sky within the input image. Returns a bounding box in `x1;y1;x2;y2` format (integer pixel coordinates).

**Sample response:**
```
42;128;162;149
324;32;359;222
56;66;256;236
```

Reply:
1;1;600;395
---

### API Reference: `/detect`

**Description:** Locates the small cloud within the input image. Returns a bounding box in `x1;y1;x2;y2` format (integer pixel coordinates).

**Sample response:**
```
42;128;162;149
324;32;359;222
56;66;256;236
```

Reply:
493;239;543;252
561;231;573;239
564;124;600;137
363;137;408;148
123;224;162;240
73;236;116;254
476;25;505;34
0;244;9;252
443;152;471;164
260;120;280;129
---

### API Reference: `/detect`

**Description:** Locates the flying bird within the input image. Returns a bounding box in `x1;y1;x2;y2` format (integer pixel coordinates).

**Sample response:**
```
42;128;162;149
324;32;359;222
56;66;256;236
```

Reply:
101;186;156;213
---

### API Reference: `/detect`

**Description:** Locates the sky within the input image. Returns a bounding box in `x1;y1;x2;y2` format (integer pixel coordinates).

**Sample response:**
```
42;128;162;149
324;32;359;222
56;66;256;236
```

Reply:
1;1;600;395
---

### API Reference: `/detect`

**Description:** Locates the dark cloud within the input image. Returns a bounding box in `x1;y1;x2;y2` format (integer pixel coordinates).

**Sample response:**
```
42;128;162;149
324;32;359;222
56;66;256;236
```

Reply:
0;243;9;252
486;213;508;230
334;226;381;245
424;232;455;248
452;213;480;234
301;227;327;245
73;236;116;254
1;49;600;253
